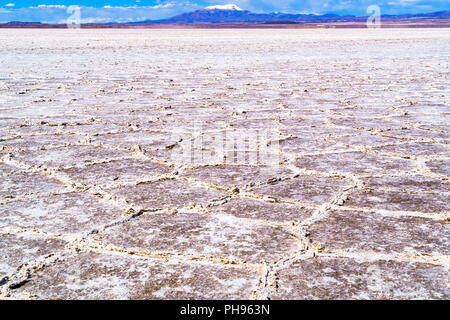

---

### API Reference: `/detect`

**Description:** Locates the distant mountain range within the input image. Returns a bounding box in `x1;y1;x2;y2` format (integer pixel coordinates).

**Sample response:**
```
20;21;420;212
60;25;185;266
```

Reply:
129;4;450;25
2;4;449;27
6;21;43;25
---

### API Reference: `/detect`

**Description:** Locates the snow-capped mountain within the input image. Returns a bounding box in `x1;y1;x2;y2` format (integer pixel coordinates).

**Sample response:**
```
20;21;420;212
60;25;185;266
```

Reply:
132;7;450;25
148;5;326;24
204;4;244;11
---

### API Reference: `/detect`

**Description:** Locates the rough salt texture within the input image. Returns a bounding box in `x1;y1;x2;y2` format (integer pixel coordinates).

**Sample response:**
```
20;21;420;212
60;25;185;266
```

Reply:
16;251;259;300
0;192;124;234
180;164;294;188
58;159;172;187
0;163;67;199
272;257;449;300
97;210;300;263
0;29;448;300
309;209;449;255
105;179;228;210
210;197;314;223
0;233;67;280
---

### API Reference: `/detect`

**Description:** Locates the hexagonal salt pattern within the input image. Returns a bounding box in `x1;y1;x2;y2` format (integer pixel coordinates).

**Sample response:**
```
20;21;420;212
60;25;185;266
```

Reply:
0;29;448;299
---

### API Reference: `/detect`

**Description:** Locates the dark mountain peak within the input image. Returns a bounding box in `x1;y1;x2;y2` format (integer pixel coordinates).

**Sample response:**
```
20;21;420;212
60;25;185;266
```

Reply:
133;6;450;25
6;21;43;25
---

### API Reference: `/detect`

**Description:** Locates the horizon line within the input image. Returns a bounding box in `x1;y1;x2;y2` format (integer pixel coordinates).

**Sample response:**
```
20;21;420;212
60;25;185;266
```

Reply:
1;8;449;25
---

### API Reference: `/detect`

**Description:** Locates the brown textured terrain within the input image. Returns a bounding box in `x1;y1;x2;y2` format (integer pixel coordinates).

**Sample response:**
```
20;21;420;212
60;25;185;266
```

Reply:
0;29;448;300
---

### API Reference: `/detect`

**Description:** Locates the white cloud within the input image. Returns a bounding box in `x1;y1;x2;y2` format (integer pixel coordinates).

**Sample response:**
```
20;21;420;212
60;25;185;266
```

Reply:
0;3;201;24
101;4;175;9
388;0;420;5
5;3;15;7
36;5;67;8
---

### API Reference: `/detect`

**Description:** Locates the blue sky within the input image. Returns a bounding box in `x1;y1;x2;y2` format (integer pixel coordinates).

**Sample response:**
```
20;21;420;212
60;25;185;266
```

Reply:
0;1;448;23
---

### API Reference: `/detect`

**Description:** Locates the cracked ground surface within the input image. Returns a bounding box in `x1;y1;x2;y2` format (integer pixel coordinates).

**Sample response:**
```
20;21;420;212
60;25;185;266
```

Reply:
0;29;449;300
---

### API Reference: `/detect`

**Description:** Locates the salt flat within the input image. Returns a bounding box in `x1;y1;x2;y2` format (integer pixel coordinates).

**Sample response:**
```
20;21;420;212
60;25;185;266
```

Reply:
0;29;449;299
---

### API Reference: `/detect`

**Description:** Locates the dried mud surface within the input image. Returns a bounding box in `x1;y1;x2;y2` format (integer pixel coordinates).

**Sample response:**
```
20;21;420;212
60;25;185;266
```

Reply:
0;29;448;300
